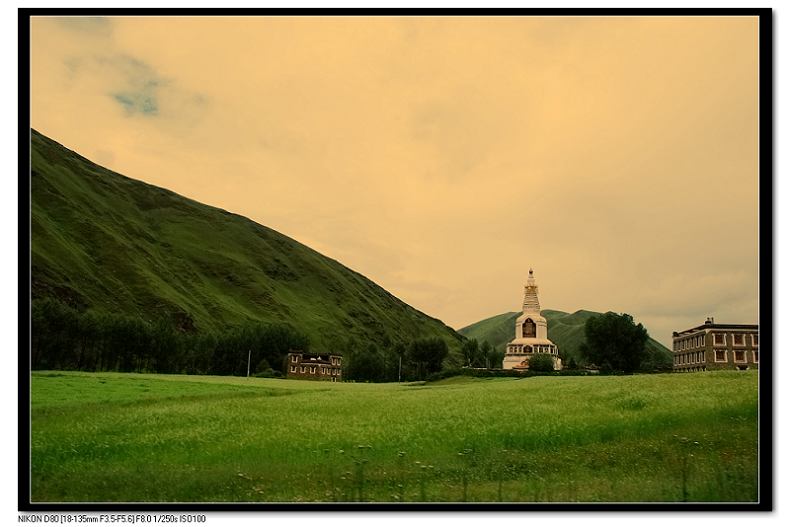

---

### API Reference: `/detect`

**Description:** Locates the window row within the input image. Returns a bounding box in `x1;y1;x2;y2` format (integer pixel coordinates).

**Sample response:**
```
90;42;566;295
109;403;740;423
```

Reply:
674;334;705;351
675;351;704;365
289;365;341;375
712;333;758;347
712;349;758;363
675;349;760;365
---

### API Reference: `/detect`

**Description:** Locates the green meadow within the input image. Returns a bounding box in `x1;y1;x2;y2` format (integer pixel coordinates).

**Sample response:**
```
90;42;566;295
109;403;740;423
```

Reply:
30;371;758;503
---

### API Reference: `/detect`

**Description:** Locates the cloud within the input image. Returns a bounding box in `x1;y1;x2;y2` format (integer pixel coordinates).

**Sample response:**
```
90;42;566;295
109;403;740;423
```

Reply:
95;55;164;116
61;51;207;120
54;16;112;36
112;92;158;116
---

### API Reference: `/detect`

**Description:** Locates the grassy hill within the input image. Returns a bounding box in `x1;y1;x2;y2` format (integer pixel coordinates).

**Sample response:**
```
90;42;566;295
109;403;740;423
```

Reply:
30;129;463;355
458;309;671;368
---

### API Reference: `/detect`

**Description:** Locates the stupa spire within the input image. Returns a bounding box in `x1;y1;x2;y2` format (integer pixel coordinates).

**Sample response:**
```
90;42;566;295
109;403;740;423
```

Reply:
522;268;541;313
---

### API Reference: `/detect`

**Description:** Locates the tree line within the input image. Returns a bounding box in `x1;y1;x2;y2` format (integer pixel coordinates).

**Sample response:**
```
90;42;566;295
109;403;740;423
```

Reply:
30;298;471;381
31;299;670;381
31;298;309;376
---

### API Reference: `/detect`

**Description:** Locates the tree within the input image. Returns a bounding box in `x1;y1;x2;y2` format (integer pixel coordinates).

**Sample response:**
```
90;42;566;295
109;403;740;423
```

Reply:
407;338;448;380
383;342;407;382
639;344;674;372
346;344;385;382
480;341;492;368
461;338;480;367
485;344;505;369
528;353;555;372
579;312;648;374
567;356;578;370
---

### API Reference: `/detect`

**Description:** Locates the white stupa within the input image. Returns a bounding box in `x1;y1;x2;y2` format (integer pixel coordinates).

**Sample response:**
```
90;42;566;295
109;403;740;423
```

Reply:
502;269;562;370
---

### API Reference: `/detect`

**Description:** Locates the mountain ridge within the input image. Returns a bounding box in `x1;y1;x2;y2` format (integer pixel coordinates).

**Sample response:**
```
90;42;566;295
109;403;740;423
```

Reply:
30;128;463;355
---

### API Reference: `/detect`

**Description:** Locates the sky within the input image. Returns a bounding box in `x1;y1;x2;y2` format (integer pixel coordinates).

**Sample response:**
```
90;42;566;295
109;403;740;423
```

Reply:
28;15;760;347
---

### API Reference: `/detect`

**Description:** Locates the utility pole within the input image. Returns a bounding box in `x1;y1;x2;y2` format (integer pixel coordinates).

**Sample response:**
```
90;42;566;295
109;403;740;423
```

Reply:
247;349;251;378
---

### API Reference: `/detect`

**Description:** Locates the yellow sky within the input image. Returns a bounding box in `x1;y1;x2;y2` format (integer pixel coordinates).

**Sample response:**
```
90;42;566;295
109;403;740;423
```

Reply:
29;16;760;346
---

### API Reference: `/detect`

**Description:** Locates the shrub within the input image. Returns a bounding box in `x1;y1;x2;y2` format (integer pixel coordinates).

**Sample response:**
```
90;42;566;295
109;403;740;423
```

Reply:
528;353;555;372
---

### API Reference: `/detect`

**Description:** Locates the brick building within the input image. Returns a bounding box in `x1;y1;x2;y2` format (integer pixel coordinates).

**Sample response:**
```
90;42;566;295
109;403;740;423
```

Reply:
672;317;759;372
286;351;343;381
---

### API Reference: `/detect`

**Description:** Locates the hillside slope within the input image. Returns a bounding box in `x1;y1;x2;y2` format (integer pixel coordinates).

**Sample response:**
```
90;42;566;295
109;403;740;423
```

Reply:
30;129;463;354
458;309;671;368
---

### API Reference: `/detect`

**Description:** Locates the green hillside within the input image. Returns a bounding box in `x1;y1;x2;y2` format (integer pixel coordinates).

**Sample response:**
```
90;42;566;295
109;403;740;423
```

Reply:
458;309;671;368
30;129;463;355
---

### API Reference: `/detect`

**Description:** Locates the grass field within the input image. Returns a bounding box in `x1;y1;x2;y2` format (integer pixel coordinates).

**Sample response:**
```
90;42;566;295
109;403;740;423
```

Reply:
30;370;759;503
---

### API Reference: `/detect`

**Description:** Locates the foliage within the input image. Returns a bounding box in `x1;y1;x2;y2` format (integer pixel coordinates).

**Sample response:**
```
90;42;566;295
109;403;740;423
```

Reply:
486;345;505;369
31;298;308;376
579;312;649;374
461;338;480;367
407;337;449;380
346;344;386;382
640;344;674;372
479;341;492;366
528;353;555;372
30;371;759;502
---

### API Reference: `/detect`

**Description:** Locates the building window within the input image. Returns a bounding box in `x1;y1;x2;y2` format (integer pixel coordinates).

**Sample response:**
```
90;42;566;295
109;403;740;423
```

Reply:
753;350;759;363
752;334;759;346
290;366;296;373
291;355;298;363
715;350;726;362
733;334;744;346
734;350;746;363
300;366;306;373
713;333;724;345
310;366;316;374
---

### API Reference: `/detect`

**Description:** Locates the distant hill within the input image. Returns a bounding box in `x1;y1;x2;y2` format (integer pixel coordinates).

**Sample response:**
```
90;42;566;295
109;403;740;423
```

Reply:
30;129;463;355
458;309;671;368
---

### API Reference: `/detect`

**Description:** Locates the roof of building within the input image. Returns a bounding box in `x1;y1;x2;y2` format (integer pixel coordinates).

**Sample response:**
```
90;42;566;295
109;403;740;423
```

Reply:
289;352;342;365
674;322;758;337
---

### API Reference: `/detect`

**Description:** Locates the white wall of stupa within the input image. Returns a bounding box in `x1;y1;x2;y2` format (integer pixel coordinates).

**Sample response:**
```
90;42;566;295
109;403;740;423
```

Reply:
502;269;562;371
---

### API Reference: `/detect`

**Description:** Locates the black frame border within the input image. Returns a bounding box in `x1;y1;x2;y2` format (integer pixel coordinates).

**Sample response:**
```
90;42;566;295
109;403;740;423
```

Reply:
18;6;774;513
